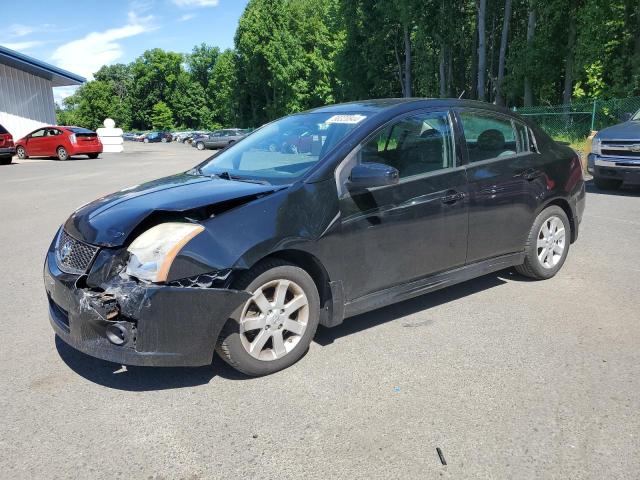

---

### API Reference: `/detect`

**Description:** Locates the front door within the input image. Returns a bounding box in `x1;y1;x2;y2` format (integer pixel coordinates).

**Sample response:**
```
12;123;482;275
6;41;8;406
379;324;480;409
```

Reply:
337;110;469;301
457;109;542;263
26;128;47;155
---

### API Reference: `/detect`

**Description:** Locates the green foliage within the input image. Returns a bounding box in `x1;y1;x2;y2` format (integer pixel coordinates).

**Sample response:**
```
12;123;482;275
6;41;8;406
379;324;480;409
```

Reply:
57;0;640;130
151;101;174;130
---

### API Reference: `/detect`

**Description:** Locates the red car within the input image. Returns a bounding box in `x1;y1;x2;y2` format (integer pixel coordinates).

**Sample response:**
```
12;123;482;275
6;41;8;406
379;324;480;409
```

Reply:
15;126;102;161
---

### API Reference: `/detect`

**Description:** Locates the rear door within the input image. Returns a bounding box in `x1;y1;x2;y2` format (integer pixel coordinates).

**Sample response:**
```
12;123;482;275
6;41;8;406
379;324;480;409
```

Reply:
42;128;63;156
26;128;47;155
337;109;469;300
457;109;542;263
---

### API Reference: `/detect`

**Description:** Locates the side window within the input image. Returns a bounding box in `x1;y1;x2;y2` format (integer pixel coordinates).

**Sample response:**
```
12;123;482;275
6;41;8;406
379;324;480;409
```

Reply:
359;111;454;179
31;129;46;138
459;111;521;162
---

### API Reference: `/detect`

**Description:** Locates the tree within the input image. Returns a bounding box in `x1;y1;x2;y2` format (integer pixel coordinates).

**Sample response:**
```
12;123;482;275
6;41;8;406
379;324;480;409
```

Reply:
188;43;220;90
151;101;174;130
477;0;487;101
495;0;512;105
209;49;239;126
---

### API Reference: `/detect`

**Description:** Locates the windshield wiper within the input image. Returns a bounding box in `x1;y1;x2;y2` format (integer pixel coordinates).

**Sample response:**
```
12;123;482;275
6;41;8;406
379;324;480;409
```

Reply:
215;171;271;185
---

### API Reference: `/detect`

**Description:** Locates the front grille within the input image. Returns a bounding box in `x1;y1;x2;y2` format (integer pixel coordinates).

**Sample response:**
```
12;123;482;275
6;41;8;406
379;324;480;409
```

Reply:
55;230;99;274
602;149;640;158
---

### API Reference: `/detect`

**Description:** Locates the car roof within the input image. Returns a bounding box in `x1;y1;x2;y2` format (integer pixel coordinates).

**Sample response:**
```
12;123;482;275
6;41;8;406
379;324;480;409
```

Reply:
307;98;518;117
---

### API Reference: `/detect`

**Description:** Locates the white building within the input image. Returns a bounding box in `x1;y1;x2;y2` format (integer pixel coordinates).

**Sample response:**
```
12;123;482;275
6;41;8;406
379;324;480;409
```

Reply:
0;45;85;139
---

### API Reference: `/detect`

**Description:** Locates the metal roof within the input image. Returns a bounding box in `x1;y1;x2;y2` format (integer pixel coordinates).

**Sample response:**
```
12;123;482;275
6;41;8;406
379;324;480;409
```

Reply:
0;45;85;87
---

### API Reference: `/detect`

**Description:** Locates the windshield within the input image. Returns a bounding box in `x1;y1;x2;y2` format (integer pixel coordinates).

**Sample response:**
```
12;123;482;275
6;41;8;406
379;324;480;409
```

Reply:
632;109;640;121
197;112;368;185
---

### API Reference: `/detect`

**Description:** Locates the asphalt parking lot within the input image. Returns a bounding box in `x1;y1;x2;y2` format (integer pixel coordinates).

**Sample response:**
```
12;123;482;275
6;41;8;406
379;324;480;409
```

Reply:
1;142;639;479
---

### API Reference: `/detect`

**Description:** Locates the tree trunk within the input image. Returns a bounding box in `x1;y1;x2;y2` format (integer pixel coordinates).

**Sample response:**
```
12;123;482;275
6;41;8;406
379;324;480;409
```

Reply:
523;6;536;107
477;0;487;101
403;23;412;97
394;39;405;97
439;45;447;98
495;0;512;106
563;3;577;106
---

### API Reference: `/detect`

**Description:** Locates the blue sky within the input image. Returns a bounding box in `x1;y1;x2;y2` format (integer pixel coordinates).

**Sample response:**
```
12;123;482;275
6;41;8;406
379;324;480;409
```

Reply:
0;0;248;102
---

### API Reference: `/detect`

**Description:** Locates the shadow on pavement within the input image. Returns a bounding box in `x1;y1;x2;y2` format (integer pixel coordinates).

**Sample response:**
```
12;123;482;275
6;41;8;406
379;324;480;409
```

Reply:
57;269;513;389
55;335;249;391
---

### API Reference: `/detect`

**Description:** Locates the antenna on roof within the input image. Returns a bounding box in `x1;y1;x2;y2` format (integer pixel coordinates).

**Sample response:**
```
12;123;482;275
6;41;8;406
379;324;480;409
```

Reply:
458;90;466;99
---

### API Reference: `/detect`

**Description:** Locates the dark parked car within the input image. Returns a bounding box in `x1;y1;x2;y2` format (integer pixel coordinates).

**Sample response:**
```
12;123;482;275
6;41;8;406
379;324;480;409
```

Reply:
587;108;640;190
44;99;585;376
140;131;172;143
193;128;248;150
0;123;15;165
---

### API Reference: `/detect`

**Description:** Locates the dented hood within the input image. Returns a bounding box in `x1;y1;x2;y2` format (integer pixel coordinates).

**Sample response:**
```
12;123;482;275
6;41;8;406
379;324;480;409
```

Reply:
64;173;277;247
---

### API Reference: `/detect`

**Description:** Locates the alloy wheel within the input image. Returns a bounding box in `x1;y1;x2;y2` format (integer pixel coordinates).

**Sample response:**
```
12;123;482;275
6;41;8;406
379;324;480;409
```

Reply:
239;279;309;361
537;215;566;269
197;142;204;150
16;147;26;159
57;147;68;161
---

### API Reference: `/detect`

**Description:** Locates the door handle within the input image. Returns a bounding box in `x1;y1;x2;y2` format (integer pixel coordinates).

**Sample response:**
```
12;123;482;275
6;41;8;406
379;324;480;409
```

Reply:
515;168;542;181
440;190;465;204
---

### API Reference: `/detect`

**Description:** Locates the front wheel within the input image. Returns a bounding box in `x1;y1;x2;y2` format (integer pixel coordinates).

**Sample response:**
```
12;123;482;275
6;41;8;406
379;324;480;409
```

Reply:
216;260;320;376
143;138;149;143
161;137;168;143
516;206;570;280
16;146;28;159
57;147;69;161
594;176;622;191
0;155;12;165
196;141;205;151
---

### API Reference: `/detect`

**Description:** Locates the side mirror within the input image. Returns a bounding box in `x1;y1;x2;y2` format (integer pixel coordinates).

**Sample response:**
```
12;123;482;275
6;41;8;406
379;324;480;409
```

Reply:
621;112;633;122
347;162;399;190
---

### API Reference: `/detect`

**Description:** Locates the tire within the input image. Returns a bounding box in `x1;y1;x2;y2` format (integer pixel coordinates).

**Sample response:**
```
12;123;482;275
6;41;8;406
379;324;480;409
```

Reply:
161;137;168;143
0;155;12;165
87;153;99;159
56;147;69;161
16;146;27;159
143;138;149;143
216;259;320;376
594;176;622;191
516;205;571;280
228;140;235;147
196;141;205;151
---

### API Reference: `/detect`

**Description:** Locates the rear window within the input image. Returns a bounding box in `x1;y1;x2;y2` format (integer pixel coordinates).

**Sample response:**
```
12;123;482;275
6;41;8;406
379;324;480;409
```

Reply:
0;125;8;134
67;127;95;135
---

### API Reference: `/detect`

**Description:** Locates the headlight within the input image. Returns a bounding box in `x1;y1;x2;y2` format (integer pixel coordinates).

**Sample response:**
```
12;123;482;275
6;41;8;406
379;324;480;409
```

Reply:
592;136;601;156
126;222;204;283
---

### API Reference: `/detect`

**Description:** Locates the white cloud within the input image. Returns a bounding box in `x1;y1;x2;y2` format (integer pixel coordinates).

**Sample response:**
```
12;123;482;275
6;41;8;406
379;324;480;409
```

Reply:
50;12;156;80
1;41;44;52
7;24;36;38
171;0;219;7
179;13;196;21
53;86;79;106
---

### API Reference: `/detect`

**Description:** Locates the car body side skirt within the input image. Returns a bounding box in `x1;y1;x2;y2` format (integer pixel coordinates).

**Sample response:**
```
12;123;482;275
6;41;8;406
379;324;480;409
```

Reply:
340;252;525;320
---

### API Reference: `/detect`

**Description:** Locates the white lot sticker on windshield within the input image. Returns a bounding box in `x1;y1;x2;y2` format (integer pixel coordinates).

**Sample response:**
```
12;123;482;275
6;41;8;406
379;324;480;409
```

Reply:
325;114;367;125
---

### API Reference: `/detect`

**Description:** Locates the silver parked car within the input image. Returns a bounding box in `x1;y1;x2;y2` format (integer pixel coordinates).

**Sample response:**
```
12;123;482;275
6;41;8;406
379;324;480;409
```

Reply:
193;129;249;150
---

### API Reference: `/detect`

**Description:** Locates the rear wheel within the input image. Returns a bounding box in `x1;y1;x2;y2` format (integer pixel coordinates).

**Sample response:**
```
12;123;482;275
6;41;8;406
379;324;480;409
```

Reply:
143;138;149;143
56;147;69;161
16;146;27;159
0;155;12;165
161;137;168;143
516;206;570;280
87;153;100;159
216;260;320;376
196;141;205;150
594;176;622;191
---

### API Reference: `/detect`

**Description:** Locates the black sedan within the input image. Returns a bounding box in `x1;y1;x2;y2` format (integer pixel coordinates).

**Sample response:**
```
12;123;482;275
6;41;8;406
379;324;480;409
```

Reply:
44;99;585;376
141;131;172;143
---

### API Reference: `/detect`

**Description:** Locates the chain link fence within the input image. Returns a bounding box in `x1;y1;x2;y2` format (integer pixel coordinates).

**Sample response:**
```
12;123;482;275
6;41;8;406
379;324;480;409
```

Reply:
513;97;640;141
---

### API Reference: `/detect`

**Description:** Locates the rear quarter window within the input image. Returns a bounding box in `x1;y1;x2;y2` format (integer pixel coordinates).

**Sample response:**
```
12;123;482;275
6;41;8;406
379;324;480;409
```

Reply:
0;125;8;134
67;127;95;134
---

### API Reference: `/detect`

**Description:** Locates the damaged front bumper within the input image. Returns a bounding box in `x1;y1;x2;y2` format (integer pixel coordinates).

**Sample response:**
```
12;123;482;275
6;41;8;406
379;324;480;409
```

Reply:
44;246;250;367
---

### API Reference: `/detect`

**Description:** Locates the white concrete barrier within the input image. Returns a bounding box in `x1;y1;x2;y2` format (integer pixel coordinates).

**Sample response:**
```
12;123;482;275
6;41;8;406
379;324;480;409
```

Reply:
96;118;124;153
